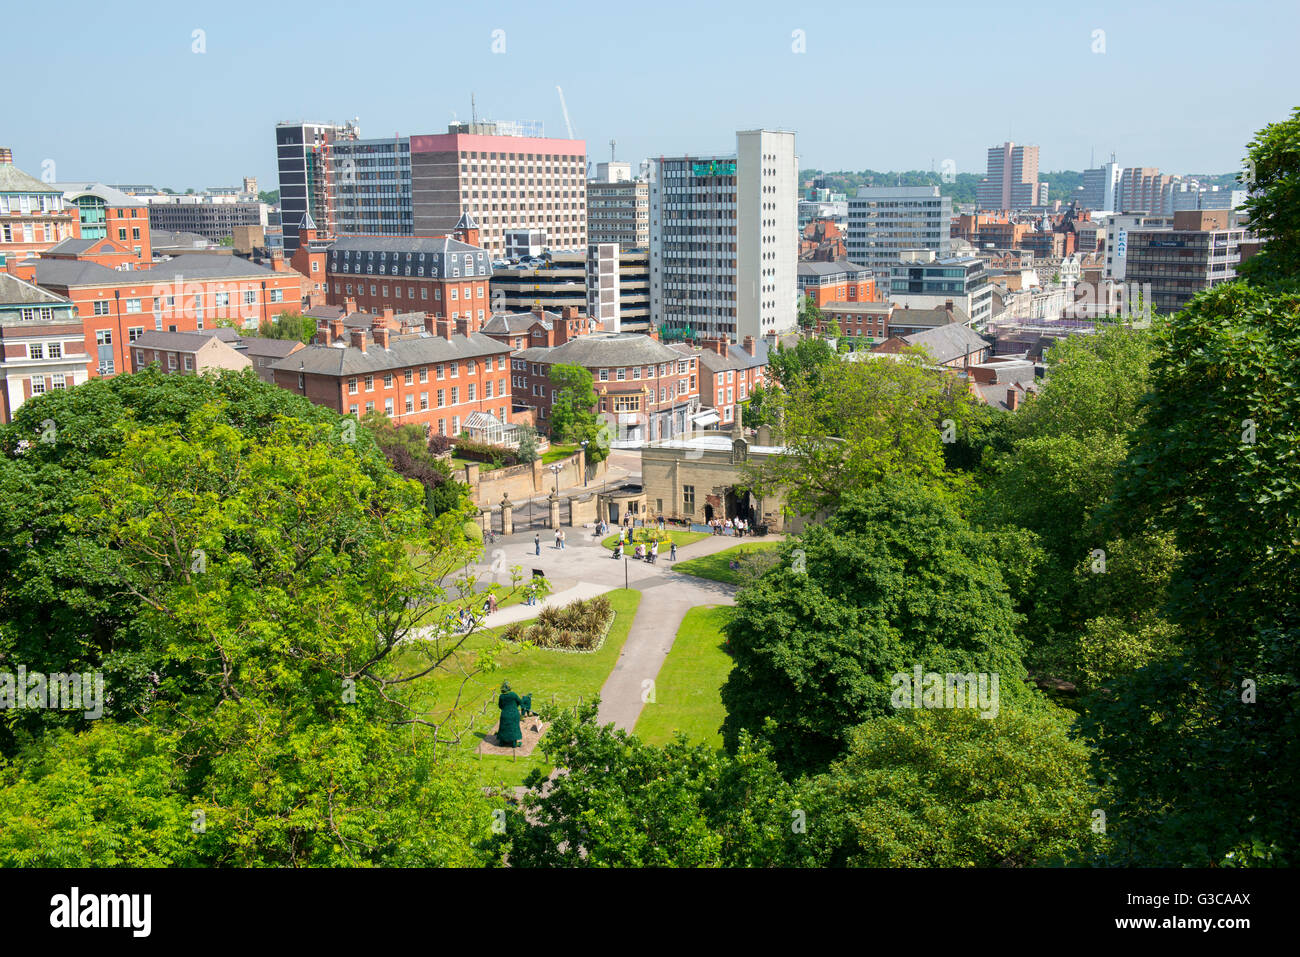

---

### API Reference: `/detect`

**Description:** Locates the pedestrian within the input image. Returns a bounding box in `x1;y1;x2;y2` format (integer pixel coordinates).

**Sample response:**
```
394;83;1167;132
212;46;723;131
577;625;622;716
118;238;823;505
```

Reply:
670;541;677;562
555;529;562;550
650;540;658;564
534;533;541;556
560;530;566;550
488;592;498;615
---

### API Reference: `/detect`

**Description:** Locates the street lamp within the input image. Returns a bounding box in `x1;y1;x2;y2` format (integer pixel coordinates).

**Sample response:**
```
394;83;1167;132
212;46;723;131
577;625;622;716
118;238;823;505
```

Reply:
550;463;562;496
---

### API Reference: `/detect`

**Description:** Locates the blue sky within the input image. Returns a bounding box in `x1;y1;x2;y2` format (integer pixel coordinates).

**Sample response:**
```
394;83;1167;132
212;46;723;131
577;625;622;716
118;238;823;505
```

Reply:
7;0;1296;190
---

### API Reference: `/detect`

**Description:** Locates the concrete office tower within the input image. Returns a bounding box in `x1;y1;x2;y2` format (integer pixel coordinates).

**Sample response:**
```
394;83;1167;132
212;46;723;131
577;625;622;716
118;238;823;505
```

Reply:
1081;159;1122;212
408;128;587;257
587;242;621;331
274;120;360;255
1119;167;1172;215
650;129;798;342
846;186;952;274
588;169;649;248
330;136;414;237
977;142;1042;210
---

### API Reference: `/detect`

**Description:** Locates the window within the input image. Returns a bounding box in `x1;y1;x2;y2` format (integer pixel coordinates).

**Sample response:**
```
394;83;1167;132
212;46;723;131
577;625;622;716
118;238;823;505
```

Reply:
350;404;359;417
437;389;445;407
383;372;393;388
599;368;609;381
404;395;414;413
348;377;358;394
616;368;626;381
404;369;413;386
28;343;44;360
185;356;195;371
451;387;460;404
366;401;374;413
93;300;110;316
128;327;144;342
168;354;177;369
384;398;394;415
98;358;115;376
450;362;459;378
364;375;374;391
51;373;66;390
125;299;142;314
419;392;429;410
467;383;476;401
436;364;445;380
682;485;695;515
419;367;428;383
96;330;112;346
31;376;46;396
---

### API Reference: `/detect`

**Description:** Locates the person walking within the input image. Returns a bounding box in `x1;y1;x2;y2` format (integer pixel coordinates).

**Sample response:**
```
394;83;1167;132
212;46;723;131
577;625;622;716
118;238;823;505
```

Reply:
669;541;677;562
650;540;659;564
534;533;541;556
559;530;566;550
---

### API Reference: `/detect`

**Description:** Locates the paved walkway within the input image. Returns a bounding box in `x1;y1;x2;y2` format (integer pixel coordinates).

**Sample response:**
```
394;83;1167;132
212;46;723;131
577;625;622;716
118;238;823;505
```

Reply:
458;525;781;731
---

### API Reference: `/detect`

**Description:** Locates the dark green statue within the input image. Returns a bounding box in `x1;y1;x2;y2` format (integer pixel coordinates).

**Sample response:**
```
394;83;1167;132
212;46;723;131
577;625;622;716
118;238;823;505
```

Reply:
497;681;524;747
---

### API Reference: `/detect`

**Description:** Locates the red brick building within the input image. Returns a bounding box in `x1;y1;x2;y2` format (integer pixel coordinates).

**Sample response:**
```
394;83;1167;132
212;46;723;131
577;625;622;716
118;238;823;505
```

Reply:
271;315;514;435
480;306;591;352
511;332;700;441
797;260;877;307
315;214;493;327
0;273;89;423
671;336;768;429
0;149;80;261
15;253;307;378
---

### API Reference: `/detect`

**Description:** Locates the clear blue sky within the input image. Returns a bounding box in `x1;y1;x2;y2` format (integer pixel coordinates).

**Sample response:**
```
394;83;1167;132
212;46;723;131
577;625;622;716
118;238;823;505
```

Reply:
8;0;1297;190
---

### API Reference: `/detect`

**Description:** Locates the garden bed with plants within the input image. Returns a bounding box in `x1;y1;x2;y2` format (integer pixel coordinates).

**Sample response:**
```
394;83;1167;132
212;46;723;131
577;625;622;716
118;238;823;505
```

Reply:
600;528;708;550
500;595;616;653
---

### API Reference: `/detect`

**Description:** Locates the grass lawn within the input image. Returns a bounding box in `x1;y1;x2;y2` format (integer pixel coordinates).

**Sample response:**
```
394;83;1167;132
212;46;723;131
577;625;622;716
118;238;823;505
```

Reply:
634;606;734;748
600;529;710;551
390;588;640;789
451;456;499;473
540;443;578;465
671;541;784;585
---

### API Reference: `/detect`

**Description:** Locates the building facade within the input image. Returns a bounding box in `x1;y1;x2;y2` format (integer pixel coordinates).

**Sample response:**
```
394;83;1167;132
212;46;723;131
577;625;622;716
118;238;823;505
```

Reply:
272;317;514;434
650;129;798;342
0;274;88;423
888;251;993;330
0;149;80;262
274;121;361;256
1124;209;1253;314
847;186;952;274
977;142;1043;210
587;177;649;248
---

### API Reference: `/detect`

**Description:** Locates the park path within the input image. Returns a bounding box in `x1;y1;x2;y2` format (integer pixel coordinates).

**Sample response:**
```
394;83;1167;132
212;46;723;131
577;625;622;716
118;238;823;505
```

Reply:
460;527;781;731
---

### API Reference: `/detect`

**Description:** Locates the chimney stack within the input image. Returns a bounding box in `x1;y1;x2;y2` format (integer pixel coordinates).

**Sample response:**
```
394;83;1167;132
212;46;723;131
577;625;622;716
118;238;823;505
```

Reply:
944;300;954;314
374;326;391;350
455;317;470;337
318;323;334;346
0;148;11;164
330;318;344;343
350;329;368;352
424;313;437;336
1007;386;1020;411
344;297;357;316
381;306;395;327
742;336;756;356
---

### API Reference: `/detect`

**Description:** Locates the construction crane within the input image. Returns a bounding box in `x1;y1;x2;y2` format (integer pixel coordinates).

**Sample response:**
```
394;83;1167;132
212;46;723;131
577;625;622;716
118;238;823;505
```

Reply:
556;86;575;139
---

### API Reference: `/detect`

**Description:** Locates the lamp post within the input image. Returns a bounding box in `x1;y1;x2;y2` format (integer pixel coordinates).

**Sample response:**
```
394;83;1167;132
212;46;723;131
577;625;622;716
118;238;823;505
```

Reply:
580;439;589;487
550;463;561;496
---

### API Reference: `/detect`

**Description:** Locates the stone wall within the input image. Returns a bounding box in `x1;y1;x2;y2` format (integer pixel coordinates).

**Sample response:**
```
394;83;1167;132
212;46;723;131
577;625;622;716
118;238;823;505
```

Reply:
459;450;603;509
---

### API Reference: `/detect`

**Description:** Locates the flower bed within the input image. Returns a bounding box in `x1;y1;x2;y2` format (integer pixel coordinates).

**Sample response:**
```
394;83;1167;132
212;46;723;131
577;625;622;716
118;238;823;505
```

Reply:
500;595;616;653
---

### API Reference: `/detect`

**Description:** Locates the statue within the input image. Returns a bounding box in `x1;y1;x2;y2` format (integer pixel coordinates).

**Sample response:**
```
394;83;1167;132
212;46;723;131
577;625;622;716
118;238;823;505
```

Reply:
496;681;524;747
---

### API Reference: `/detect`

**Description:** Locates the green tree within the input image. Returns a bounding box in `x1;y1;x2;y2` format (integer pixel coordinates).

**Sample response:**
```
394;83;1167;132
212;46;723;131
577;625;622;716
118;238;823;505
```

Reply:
500;704;796;867
513;423;539;464
1084;277;1300;865
721;480;1028;775
546;363;609;462
793;705;1097;867
1237;106;1300;284
746;349;970;516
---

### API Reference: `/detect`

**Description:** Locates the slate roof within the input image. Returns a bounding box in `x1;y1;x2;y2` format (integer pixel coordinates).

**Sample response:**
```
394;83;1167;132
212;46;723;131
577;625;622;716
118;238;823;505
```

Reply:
53;182;142;206
890;304;971;328
34;254;290;287
327;235;482;255
271;331;507;377
133;330;225;352
797;260;872;279
0;273;72;306
510;333;683;367
668;339;770;372
480;311;554;335
241;337;303;360
151;229;218;250
900;322;990;364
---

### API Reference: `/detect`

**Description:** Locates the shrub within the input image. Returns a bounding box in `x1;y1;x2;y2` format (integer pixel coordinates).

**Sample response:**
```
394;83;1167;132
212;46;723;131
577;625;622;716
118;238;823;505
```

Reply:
504;595;615;652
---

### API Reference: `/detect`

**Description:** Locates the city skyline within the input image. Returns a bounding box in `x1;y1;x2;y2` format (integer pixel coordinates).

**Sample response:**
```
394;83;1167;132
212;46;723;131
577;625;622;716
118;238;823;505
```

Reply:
5;0;1295;190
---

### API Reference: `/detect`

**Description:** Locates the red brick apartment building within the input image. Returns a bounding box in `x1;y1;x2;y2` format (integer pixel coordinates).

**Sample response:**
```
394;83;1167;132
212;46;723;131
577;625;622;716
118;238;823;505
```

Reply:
510;332;700;441
0;273;89;423
10;253;306;377
479;305;593;352
271;314;514;435
311;214;494;325
796;260;876;307
671;336;768;429
0;149;81;260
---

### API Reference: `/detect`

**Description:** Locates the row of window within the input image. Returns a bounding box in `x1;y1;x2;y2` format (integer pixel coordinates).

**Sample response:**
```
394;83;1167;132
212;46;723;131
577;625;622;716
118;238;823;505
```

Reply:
28;373;69;395
344;355;507;393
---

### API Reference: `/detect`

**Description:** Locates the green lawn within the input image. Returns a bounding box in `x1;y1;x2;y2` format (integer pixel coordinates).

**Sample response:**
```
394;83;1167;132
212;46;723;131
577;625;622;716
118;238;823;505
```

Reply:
389;588;640;789
601;529;710;551
540;443;579;465
634;606;734;748
671;541;784;585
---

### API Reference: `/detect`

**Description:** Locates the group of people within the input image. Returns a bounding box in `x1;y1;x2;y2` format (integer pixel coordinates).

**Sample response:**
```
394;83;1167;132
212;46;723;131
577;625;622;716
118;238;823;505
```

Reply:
708;516;752;537
534;530;567;554
611;538;676;563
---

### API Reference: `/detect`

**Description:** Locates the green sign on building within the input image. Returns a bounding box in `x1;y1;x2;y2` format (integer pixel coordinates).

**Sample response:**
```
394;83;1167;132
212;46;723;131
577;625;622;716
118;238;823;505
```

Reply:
691;160;736;177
